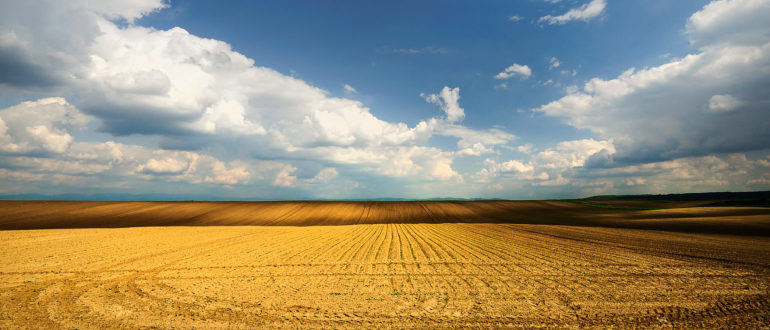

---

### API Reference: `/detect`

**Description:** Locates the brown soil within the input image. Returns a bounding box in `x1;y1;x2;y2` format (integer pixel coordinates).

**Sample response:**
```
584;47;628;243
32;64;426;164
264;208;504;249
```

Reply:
1;200;769;235
1;201;769;327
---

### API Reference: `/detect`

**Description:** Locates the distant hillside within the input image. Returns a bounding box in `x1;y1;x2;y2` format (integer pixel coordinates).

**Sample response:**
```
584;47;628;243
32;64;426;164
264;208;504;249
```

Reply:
585;191;770;207
2;200;770;236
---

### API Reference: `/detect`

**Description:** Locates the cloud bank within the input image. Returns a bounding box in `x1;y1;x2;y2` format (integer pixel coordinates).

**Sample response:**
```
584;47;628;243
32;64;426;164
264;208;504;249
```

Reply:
0;0;511;198
0;0;768;199
536;0;770;165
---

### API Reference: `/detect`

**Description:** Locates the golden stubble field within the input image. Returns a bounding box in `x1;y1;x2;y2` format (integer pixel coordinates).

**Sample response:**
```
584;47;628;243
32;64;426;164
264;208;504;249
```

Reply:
1;201;769;328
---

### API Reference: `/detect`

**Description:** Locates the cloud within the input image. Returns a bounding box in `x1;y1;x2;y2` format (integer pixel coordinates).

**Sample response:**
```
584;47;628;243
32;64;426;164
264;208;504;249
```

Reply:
0;1;169;89
707;94;743;113
106;69;171;95
439;125;515;155
0;98;90;155
343;84;357;94
535;139;615;169
137;157;190;175
539;0;606;25
75;0;169;23
0;89;488;195
20;8;455;160
193;100;266;136
535;0;770;164
3;91;490;195
549;57;561;69
0;97;269;191
473;136;770;197
485;159;534;174
2;0;766;199
385;46;447;55
306;167;338;184
421;86;465;123
570;153;768;194
455;143;495;157
430;163;463;182
517;143;534;154
205;161;250;185
476;138;613;185
2;1;508;195
495;64;532;80
509;15;522;22
0;4;94;88
686;0;770;48
19;16;434;153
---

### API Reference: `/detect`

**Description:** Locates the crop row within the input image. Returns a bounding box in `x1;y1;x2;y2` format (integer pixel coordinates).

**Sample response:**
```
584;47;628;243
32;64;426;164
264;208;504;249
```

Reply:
1;224;769;327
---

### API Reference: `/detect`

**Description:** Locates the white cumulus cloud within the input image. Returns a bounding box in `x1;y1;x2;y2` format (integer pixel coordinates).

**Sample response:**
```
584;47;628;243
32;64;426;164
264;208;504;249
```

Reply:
495;64;532;80
0;98;90;155
535;0;770;164
539;0;606;25
421;86;466;123
1;1;504;187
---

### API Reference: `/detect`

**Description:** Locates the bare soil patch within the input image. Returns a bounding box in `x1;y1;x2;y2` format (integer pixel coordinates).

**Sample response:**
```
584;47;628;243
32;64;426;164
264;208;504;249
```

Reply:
1;201;769;327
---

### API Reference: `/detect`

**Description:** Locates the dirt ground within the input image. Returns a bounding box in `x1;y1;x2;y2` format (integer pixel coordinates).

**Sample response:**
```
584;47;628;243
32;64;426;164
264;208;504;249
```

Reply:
2;200;770;236
2;222;769;328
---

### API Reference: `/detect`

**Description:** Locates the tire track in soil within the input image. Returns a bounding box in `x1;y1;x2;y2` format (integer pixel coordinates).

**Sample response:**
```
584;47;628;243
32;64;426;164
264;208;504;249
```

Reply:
109;227;348;327
2;228;238;326
23;230;269;328
25;228;326;328
4;224;770;327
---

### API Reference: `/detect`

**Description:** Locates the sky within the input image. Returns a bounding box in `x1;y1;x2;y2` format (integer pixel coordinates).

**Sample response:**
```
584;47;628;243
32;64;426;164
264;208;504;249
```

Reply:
0;0;769;200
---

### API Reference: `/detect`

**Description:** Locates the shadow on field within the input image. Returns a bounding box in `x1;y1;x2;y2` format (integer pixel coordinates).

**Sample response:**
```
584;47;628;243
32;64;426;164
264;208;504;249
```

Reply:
1;200;769;236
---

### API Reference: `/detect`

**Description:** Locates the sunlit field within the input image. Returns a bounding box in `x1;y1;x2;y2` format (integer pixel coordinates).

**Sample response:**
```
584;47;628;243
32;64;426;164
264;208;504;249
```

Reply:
2;201;769;327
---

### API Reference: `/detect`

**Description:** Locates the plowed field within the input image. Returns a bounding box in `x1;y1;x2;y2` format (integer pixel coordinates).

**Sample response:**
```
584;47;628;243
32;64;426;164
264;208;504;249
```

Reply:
2;200;770;235
1;201;769;327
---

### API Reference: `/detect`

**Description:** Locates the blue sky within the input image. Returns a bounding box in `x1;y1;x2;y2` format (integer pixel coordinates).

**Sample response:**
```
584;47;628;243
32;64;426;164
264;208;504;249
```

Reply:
137;1;701;139
0;0;769;200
